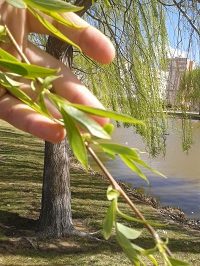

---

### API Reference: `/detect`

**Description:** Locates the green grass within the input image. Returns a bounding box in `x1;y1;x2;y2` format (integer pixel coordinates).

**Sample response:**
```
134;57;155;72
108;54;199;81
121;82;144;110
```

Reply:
0;121;200;265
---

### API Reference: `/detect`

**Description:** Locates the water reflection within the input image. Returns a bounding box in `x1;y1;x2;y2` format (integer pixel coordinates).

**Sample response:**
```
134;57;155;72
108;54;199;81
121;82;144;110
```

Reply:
89;119;200;219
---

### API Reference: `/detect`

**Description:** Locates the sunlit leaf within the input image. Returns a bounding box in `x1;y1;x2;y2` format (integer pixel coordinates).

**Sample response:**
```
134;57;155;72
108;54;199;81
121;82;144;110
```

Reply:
167;257;189;266
120;155;149;183
0;48;19;62
5;86;48;117
0;25;6;35
6;0;27;8
23;63;58;78
98;143;139;159
104;149;116;160
69;103;145;125
61;107;88;170
117;208;167;227
0;59;58;78
0;72;23;87
0;60;27;76
103;123;114;135
28;7;81;50
116;224;141;265
38;93;53;119
0;26;9;42
24;0;83;13
44;11;83;29
61;105;110;139
116;222;141;240
107;186;120;201
102;200;116;240
47;92;143;125
133;157;166;178
131;243;158;266
41;75;62;91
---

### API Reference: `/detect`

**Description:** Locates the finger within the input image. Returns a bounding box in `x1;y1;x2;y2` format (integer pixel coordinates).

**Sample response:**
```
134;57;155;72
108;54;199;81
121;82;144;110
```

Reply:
0;94;66;142
25;42;109;126
27;11;115;64
0;87;7;98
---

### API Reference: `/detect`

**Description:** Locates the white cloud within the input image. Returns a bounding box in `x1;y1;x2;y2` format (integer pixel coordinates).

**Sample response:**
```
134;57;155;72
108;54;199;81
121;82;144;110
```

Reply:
167;47;188;58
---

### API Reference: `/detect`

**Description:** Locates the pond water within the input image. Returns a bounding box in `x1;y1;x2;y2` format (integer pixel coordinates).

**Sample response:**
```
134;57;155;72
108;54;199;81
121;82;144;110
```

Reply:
89;119;200;220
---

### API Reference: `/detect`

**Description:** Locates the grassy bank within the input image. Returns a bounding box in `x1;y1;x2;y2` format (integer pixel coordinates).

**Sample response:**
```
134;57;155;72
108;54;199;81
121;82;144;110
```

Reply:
0;121;200;265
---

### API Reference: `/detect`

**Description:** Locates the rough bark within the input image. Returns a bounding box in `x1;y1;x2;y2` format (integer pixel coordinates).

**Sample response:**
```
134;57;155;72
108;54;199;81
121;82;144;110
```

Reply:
38;139;73;237
37;38;74;237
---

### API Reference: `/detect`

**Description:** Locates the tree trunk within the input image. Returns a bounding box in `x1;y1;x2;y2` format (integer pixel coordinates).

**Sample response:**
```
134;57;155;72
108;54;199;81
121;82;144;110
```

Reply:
37;39;74;237
38;139;73;237
37;0;93;237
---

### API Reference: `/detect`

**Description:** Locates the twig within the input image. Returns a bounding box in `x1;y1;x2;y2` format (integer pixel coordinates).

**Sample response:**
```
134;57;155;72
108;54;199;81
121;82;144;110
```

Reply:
85;141;172;257
5;25;30;64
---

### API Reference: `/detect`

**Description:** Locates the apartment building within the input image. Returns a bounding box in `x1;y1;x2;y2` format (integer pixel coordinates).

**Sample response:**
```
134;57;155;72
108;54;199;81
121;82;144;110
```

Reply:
166;57;195;105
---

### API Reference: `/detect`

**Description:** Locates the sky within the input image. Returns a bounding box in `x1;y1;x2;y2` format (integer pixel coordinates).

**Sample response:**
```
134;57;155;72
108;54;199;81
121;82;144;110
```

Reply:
165;6;200;65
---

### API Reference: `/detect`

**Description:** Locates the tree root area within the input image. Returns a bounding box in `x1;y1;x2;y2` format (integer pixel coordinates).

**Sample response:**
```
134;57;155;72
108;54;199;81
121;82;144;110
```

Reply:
0;219;110;255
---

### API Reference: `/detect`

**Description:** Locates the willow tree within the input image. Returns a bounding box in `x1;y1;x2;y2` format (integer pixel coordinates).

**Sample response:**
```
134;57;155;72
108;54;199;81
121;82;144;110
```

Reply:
162;1;200;152
177;67;200;113
37;0;170;238
24;0;200;240
37;0;184;238
73;0;169;156
73;0;200;155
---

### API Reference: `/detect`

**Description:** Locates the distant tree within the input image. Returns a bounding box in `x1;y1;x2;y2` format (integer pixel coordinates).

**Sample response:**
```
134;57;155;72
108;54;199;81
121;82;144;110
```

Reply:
178;67;200;114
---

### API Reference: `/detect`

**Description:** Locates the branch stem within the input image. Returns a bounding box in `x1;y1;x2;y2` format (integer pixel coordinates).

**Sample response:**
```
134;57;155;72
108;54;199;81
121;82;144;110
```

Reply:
85;142;172;257
5;25;30;64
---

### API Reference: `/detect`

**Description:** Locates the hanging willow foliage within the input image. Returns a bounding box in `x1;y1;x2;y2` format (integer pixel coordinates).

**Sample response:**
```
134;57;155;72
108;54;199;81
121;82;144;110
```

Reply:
73;0;169;156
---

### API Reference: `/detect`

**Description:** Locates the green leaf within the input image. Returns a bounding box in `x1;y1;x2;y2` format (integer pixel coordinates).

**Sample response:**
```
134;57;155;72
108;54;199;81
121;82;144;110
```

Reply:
41;75;62;90
62;105;110;139
0;72;23;87
6;0;27;8
48;93;143;125
107;186;120;201
69;103;145;125
0;60;27;76
102;200;116;240
0;25;6;35
28;7;81;50
133;157;166;178
167;257;189;266
103;123;114;135
131;243;158;266
0;59;58;78
117;208;167;227
120;155;149;183
115;224;141;265
0;26;9;42
61;107;88;170
23;64;58;78
24;0;83;13
98;143;139;159
0;48;19;62
5;85;48;117
38;93;53;119
44;11;83;29
104;149;116;160
116;222;141;240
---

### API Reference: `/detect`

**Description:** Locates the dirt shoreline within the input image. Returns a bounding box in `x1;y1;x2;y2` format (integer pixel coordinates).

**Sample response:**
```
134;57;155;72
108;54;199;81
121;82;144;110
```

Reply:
70;158;200;231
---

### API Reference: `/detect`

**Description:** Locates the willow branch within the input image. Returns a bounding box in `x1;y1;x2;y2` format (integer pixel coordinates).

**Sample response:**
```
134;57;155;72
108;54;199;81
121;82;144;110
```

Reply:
85;142;172;257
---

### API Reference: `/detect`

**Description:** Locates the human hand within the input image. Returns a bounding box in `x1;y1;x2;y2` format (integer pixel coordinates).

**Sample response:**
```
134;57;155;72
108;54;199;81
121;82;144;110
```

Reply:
0;1;115;142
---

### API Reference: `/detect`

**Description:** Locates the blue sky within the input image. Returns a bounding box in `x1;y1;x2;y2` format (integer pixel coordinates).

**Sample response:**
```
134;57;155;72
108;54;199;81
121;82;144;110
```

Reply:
165;7;200;65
